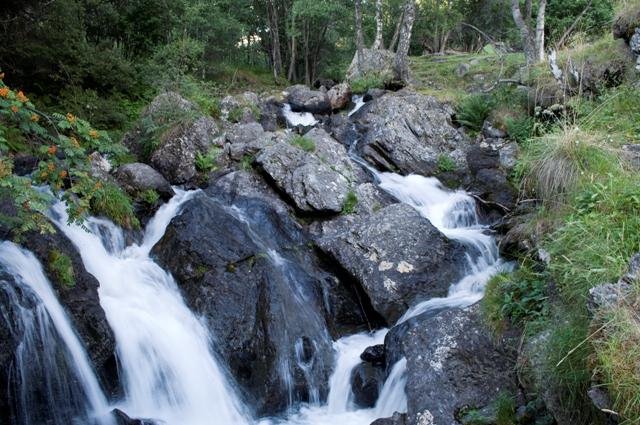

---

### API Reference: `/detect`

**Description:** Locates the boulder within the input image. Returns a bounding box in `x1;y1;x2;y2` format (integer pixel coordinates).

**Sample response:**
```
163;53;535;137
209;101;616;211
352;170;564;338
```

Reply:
259;97;287;132
354;90;469;176
384;304;517;424
370;412;408;425
465;145;516;211
256;128;355;214
115;163;174;200
286;85;332;114
361;344;385;366
346;49;395;81
150;116;218;184
351;362;385;408
224;122;274;161
112;409;157;425
327;83;352;111
363;88;387;102
313;78;336;90
317;203;465;323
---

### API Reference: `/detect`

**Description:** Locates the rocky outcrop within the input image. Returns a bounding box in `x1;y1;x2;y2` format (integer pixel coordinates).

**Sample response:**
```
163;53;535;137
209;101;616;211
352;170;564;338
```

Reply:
115;163;174;200
465;145;517;212
370;412;408;425
346;48;395;81
317;203;465;323
256;128;355;214
351;363;385;408
150;116;218;184
384;304;517;424
327;83;352;111
224;122;274;161
286;85;331;114
353;90;469;176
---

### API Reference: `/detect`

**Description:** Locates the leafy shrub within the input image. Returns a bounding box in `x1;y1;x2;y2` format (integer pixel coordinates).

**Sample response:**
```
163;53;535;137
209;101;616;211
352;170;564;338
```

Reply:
48;249;75;288
139;189;160;205
506;115;535;143
341;190;358;215
290;135;315;152
228;106;244;123
456;94;494;133
350;73;385;94
241;154;254;171
195;146;222;172
89;182;139;229
436;154;457;172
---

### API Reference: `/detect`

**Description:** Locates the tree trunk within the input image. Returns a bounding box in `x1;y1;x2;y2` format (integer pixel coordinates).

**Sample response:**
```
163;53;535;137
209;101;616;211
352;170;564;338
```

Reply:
393;0;416;82
304;20;310;86
268;0;283;77
355;0;365;72
287;14;296;81
440;30;451;54
389;9;404;52
373;0;384;49
535;0;547;62
511;0;536;66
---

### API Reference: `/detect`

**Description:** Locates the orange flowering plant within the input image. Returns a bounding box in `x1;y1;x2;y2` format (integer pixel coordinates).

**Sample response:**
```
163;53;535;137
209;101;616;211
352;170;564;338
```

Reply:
0;75;137;234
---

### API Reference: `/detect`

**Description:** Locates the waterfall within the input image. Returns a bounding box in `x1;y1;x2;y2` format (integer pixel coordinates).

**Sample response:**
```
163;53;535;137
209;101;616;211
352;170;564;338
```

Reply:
50;190;250;425
347;95;366;117
0;241;114;425
282;104;318;127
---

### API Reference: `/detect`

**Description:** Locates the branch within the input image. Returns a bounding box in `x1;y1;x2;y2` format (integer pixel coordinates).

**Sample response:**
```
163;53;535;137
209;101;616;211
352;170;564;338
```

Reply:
555;0;593;49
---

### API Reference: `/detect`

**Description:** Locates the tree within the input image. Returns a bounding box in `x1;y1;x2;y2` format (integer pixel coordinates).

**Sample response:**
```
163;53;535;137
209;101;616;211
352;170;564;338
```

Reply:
511;0;547;65
373;0;384;49
393;0;416;82
355;0;365;72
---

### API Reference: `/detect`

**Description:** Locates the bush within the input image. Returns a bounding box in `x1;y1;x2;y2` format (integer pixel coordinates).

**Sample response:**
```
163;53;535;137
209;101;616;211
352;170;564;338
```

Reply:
506;115;535;144
341;190;358;215
290;135;316;152
436;154;457;172
90;182;139;229
48;249;75;288
456;94;494;133
139;189;160;205
195;146;222;172
350;73;385;94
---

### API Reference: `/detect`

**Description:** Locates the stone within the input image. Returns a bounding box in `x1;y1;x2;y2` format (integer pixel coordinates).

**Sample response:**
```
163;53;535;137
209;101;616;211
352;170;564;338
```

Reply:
115;163;174;200
351;362;385;408
482;120;507;139
256;128;354;213
317;203;465;323
361;344;385;366
327;82;352;111
384;304;517;424
286;85;332;114
456;63;471;77
224;122;273;161
370;412;408;425
346;48;395;81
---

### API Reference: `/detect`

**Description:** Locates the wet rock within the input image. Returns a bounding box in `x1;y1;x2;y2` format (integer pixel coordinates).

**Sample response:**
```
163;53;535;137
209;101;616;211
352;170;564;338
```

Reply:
465;145;516;211
354;90;469;176
361;344;385;366
363;88;386;102
256;128;354;213
317;203;465;323
327;83;352;111
370;412;408;425
115;163;174;201
384;304;517;424
286;85;331;115
224;122;273;161
112;409;157;425
351;362;385;408
150;116;218;184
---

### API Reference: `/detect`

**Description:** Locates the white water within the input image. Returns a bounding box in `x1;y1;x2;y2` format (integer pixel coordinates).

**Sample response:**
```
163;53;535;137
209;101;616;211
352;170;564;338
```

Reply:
282;104;318;127
0;241;114;425
50;190;250;425
347;95;366;117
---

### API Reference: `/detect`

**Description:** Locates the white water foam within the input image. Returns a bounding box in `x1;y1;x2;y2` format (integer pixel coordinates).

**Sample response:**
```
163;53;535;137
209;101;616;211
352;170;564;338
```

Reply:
347;96;366;117
282;104;318;127
50;190;250;425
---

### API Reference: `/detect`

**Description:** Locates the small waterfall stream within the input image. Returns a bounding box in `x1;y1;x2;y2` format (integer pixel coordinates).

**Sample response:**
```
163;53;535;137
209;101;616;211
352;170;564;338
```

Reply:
0;242;114;425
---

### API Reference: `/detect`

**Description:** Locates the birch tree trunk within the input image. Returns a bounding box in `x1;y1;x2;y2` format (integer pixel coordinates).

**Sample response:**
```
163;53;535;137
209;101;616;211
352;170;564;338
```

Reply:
393;0;416;82
511;0;536;66
535;0;547;62
268;0;283;77
389;9;403;52
355;0;365;72
373;0;384;49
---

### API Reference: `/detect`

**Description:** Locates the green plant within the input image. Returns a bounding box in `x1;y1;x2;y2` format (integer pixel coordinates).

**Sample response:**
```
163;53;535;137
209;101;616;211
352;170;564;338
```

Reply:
48;249;75;288
494;393;516;425
341;190;358;215
195;146;222;172
456;94;495;133
241;154;254;171
506;115;535;144
290;135;315;152
436;153;457;173
139;189;160;205
350;73;386;94
89;182;139;229
227;106;244;123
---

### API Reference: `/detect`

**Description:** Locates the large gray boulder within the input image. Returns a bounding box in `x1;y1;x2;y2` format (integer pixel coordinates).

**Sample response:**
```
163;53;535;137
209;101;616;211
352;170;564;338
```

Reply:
224;122;275;161
327;82;352;111
346;48;395;81
354;90;469;176
115;163;174;200
150;116;218;184
256;128;355;214
317;203;465;323
384;304;517;424
286;85;331;114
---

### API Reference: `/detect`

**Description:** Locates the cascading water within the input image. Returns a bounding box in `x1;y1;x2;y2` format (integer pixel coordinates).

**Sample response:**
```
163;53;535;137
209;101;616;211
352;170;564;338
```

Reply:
0;242;114;425
49;190;250;425
282;104;318;127
347;95;366;117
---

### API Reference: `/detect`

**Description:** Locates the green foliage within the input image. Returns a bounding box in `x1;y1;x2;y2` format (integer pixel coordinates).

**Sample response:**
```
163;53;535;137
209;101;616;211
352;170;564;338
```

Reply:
341;190;358;215
139;189;160;205
227;106;244;124
90;182;139;229
436;154;457;173
290;135;316;152
494;393;517;425
350;74;385;94
241;154;254;171
506;115;535;144
456;94;494;133
546;0;614;44
48;249;75;288
195;146;222;172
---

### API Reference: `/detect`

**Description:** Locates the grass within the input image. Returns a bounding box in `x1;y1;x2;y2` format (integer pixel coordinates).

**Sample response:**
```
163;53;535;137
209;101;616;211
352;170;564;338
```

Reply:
350;73;386;94
436;153;457;173
48;249;75;288
195;146;222;172
341;190;358;215
139;189;160;205
290;135;316;152
456;94;494;133
90;182;140;229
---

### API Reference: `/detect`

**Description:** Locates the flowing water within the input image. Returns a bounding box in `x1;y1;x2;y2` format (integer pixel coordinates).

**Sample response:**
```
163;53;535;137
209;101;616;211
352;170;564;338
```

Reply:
282;104;318;127
0;241;114;425
50;190;250;425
